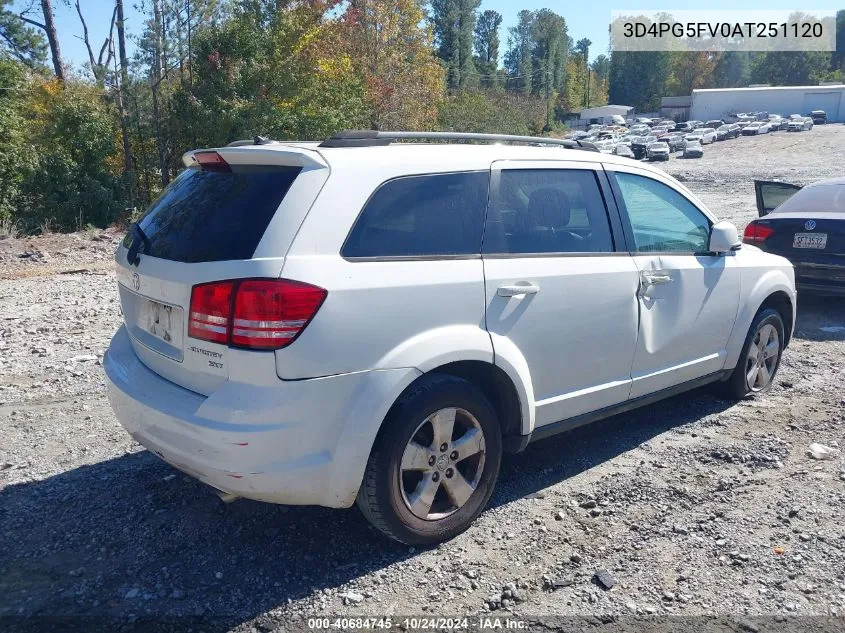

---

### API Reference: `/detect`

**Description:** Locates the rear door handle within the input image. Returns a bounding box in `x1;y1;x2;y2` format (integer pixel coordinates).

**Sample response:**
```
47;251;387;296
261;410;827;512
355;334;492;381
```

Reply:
497;283;540;297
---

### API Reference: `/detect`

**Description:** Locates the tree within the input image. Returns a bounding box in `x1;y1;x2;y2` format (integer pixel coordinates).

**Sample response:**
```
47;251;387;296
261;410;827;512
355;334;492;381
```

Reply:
504;9;533;94
349;0;443;129
667;51;716;96
431;0;479;90
0;0;47;67
751;51;832;86
73;0;116;84
833;10;845;73
712;52;750;88
473;9;500;87
8;0;64;79
574;37;590;106
609;50;670;111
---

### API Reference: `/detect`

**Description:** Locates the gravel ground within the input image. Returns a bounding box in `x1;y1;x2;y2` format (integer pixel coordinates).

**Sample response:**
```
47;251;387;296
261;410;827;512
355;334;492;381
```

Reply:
1;126;845;632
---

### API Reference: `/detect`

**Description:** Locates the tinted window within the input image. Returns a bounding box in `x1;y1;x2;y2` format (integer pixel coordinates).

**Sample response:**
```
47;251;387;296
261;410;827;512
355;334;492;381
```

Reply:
613;172;711;253
127;165;301;263
774;184;845;214
484;169;614;254
342;172;489;258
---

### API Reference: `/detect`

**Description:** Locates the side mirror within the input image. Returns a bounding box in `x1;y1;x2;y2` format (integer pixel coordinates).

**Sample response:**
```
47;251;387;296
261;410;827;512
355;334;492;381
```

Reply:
709;221;741;253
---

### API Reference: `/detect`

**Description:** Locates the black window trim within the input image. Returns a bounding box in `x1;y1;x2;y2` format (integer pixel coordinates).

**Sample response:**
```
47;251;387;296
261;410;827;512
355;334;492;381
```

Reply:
605;168;718;257
481;164;627;258
340;169;491;262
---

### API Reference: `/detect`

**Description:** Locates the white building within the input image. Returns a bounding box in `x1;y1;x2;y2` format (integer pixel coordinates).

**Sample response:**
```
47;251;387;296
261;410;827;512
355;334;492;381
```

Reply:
691;85;845;122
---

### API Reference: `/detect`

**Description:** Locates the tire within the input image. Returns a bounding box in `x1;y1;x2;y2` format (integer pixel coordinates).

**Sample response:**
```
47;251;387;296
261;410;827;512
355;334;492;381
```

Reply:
719;308;785;399
356;374;502;545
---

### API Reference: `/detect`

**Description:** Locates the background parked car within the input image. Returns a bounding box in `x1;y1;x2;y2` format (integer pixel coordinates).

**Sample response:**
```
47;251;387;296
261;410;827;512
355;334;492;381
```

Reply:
631;134;657;159
686;127;717;144
742;122;770;135
810;110;827;124
664;133;687;151
746;177;845;295
705;119;724;129
613;143;635;158
647;141;670;161
683;141;704;158
716;124;739;140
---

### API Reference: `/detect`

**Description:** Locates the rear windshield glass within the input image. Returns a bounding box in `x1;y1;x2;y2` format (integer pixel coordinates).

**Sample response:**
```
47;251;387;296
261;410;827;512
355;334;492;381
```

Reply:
774;184;845;214
127;165;301;263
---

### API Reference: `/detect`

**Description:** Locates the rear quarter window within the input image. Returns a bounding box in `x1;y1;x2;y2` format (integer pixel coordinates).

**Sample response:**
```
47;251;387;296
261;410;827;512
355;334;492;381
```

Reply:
128;165;301;263
341;171;490;258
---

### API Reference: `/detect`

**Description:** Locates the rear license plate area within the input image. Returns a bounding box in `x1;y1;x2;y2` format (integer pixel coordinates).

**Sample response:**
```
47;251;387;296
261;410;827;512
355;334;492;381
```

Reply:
140;299;182;345
792;233;827;249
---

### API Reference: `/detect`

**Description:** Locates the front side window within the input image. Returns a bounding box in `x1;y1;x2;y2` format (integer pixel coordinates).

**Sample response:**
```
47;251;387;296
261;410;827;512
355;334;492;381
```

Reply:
342;171;489;258
484;169;614;254
612;172;711;253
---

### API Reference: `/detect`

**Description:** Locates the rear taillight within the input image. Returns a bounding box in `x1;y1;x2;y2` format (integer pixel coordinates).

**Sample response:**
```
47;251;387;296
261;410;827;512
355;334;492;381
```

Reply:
188;281;234;344
189;279;326;350
743;222;774;245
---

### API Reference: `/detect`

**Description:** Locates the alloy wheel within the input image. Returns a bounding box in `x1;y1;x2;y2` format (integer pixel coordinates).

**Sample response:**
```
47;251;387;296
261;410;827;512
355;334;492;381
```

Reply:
399;407;486;521
745;323;780;392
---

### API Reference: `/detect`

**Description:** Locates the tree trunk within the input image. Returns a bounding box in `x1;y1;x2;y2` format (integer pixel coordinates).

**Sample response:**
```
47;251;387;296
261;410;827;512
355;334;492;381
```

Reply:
116;0;135;204
152;0;168;186
40;0;65;81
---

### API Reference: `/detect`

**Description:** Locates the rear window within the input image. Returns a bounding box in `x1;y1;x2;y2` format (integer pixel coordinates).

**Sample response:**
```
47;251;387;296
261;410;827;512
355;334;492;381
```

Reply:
775;184;845;214
342;172;489;258
126;165;301;263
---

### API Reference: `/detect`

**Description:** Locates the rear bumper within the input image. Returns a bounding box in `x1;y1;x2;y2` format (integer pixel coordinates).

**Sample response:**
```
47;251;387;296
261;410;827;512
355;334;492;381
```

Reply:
104;326;419;507
795;262;845;296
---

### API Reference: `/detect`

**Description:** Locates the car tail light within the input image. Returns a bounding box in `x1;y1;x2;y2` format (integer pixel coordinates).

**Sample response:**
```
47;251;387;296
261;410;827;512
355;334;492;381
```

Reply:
189;279;327;350
193;151;231;172
743;222;774;244
189;281;234;344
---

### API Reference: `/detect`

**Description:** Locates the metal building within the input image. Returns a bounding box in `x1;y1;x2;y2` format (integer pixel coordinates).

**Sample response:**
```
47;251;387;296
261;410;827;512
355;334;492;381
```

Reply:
691;85;845;123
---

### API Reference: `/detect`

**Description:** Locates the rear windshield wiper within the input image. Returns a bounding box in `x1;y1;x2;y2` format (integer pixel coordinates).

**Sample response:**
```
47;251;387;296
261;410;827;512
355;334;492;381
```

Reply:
127;222;151;267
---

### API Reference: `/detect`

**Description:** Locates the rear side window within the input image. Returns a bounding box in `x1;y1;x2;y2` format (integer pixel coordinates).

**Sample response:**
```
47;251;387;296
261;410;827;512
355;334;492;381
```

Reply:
128;165;301;263
484;169;614;254
342;172;489;258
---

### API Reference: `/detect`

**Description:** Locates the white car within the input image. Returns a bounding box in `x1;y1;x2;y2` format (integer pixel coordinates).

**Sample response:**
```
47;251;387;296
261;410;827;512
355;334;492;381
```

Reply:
104;131;796;545
685;128;717;145
742;121;771;135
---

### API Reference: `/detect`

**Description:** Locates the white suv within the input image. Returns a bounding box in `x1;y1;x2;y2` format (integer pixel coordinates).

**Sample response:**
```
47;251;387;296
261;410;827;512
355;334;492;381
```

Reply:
104;131;796;545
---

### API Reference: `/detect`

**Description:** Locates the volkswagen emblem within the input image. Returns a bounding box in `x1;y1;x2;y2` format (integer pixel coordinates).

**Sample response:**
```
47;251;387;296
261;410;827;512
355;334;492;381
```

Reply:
804;220;816;231
132;272;141;291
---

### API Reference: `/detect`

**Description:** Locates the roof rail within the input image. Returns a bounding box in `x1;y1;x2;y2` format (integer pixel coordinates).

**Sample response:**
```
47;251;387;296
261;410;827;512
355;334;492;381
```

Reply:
319;130;599;151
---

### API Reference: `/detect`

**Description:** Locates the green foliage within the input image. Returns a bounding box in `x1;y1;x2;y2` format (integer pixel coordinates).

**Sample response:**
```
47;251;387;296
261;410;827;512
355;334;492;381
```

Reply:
609;51;670;111
473;9;501;87
16;81;123;231
431;0;479;90
437;90;547;135
0;58;29;223
750;51;833;86
0;0;47;68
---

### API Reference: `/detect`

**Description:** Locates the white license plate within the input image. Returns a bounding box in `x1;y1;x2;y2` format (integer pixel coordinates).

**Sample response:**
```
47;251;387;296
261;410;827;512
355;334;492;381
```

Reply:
140;299;182;346
792;232;827;249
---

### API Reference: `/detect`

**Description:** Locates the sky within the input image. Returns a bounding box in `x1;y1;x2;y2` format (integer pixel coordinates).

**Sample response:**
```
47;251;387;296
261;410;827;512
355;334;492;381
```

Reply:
11;0;845;75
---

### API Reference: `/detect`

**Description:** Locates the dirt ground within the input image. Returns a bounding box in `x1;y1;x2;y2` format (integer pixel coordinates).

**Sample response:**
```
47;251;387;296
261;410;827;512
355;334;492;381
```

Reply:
1;126;844;633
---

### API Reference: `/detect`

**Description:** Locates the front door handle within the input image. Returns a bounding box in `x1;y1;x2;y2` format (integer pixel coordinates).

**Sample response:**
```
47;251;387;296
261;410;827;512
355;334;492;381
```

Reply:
638;271;673;298
642;272;673;285
497;283;540;298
